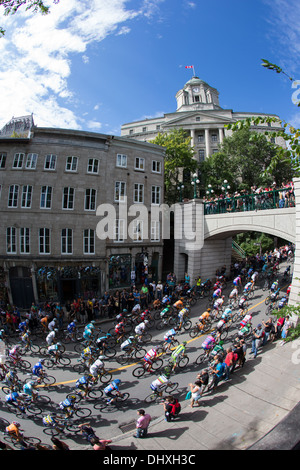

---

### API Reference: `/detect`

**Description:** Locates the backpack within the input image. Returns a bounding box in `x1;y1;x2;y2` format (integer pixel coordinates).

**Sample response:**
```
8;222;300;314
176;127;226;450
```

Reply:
169;399;181;416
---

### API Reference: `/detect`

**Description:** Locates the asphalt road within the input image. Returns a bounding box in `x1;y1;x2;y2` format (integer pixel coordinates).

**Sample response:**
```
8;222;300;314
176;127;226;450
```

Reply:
0;261;292;450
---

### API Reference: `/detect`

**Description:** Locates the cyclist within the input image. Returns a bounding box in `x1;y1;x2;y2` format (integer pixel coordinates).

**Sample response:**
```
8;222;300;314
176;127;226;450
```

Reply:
47;342;62;363
5;391;26;414
229;286;239;303
42;414;63;434
32;360;45;384
143;346;159;372
163;327;178;352
212;287;222;300
201;334;216;356
46;328;57;346
238;294;248;311
18;319;29;334
95;333;113;355
270;279;279;292
80;345;95;366
170;341;187;371
66;319;77;340
20;329;31;350
150;368;172;397
232;275;242;290
48;318;57;332
177;307;189;330
278;296;288;310
59;396;77;418
4;370;19;390
22;381;38;402
5;421;24;445
89;356;105;383
114;320;126;342
8;344;22;365
75;375;92;398
135;319;149;341
251;271;259;285
103;379;122;404
173;298;184;311
212;296;225;318
82;325;94;343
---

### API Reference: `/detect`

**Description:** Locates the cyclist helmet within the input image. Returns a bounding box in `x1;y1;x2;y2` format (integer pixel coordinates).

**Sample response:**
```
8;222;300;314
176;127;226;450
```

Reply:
163;366;171;377
68;395;76;402
114;379;121;384
182;341;187;345
207;308;211;312
219;341;224;346
144;320;149;324
122;309;128;313
12;422;20;427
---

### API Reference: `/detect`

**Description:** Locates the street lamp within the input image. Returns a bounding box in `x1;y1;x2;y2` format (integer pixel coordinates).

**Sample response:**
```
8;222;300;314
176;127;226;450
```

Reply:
206;184;214;197
177;184;184;202
191;172;200;199
221;179;230;195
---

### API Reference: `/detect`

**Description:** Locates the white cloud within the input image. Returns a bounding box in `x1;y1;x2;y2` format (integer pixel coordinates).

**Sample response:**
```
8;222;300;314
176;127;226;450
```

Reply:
87;120;102;131
0;0;161;130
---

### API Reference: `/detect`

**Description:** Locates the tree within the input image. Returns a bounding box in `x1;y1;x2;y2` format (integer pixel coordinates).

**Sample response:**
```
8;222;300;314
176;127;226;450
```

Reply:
0;0;60;36
200;127;294;193
150;128;198;204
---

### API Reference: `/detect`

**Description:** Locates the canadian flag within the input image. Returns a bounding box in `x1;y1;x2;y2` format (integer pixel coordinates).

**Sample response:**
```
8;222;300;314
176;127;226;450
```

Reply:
185;65;193;69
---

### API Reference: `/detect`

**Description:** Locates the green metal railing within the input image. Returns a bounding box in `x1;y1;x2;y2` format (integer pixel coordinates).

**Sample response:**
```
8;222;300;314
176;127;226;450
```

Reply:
204;188;295;215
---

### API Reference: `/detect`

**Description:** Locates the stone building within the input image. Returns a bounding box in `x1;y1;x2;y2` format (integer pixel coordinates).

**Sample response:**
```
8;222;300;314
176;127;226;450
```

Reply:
121;75;285;159
0;116;165;308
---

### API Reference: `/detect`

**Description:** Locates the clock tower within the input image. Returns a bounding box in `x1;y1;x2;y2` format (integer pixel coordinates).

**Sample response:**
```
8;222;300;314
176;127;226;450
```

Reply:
175;76;221;112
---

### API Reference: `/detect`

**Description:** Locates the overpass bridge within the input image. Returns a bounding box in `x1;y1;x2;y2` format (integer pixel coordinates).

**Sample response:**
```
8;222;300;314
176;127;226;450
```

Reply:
173;179;300;308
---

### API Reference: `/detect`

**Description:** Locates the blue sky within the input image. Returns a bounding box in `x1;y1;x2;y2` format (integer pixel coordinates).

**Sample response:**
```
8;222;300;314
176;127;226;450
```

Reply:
0;0;299;134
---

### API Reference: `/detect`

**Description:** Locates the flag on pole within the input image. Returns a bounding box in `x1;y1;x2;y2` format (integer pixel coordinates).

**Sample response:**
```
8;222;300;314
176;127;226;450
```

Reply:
185;65;193;69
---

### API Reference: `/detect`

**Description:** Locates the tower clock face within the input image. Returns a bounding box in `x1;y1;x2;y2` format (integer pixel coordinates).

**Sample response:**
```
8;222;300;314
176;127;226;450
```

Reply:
193;87;199;93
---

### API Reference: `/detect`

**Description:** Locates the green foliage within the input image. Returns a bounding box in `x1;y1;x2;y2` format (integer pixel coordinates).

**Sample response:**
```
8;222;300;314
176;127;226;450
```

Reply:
0;0;60;36
235;232;274;256
201;127;294;192
150;128;198;204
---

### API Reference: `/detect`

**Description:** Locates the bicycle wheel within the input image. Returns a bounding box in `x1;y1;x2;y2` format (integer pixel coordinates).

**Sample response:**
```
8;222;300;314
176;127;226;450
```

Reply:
43;427;61;437
141;333;152;344
152;358;163;371
156;320;169;330
189;326;200;338
87;389;103;400
99;371;112;384
195;351;207;365
134;348;147;360
65;423;81;434
117;392;129;403
104;347;117;359
164;382;179;393
144;392;160;404
36;394;52;406
132;366;146;378
73;362;87;374
58;356;71;367
177;355;189;369
265;296;271;305
75;407;92;418
0;417;10;431
26;403;43;415
43;358;55;368
220;329;228;341
1;385;12;395
182;319;192;332
42;374;56;386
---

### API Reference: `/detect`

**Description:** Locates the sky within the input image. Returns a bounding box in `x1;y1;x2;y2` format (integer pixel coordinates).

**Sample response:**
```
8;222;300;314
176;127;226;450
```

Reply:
0;0;299;135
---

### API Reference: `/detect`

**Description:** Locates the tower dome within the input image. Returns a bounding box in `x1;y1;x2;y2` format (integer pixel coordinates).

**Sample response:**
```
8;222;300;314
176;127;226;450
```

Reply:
176;76;221;111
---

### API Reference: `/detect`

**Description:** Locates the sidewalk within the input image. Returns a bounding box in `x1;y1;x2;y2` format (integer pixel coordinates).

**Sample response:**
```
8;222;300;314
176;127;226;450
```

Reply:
99;339;300;451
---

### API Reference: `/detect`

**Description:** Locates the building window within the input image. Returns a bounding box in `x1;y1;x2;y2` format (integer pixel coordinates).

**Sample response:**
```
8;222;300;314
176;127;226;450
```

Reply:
40;186;52;209
211;134;218;143
151;186;161;205
156;125;161;130
21;185;33;208
84;188;97;211
61;228;73;254
132;220;143;241
8;185;19;208
193;95;200;102
12;153;24;169
25;153;38;169
151;220;160;241
87;158;99;174
142;127;147;132
196;117;201;122
20;227;30;254
135;157;145;171
6;227;16;253
0;153;6;169
66;156;78;172
199;149;205;162
114;219;125;242
116;154;127;168
62;187;75;210
114;181;126;202
39;228;51;254
83;229;95;254
198;134;204;143
152;160;161;173
44;154;57;170
129;129;134;135
133;183;144;203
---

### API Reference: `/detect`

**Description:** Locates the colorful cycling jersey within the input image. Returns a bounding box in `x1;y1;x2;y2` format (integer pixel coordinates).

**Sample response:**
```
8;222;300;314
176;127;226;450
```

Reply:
43;415;56;426
171;344;186;360
174;300;183;309
59;398;73;409
202;335;215;350
278;297;287;309
216;319;226;330
76;376;89;388
271;282;279;291
239;296;247;308
144;348;157;362
104;381;119;394
213;288;222;298
46;331;55;344
222;308;231;319
211;344;224;356
120;337;133;350
229;288;238;298
83;328;93;340
213;298;223;310
81;346;92;358
244;282;252;291
6;423;19;434
233;276;241;285
135;322;146;334
90;359;103;374
163;328;176;341
48;344;58;353
32;362;43;376
162;296;171;305
6;392;19;402
240;314;252;327
160;307;170;317
23;383;34;396
178;308;188;319
18;321;27;331
114;322;124;333
67;322;76;332
151;374;170;390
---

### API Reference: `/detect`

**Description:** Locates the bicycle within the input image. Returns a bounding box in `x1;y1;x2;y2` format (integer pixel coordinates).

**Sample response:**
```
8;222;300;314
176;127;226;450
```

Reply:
3;429;42;449
157;338;180;355
43;352;71;368
144;381;179;404
42;414;81;437
87;368;112;384
116;346;147;365
6;356;32;372
168;354;189;371
132;357;164;378
93;392;130;411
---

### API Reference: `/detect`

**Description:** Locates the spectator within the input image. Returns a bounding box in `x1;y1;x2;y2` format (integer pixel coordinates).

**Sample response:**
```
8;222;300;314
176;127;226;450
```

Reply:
188;380;202;407
162;395;181;422
133;409;152;438
89;436;112;450
251;324;264;358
